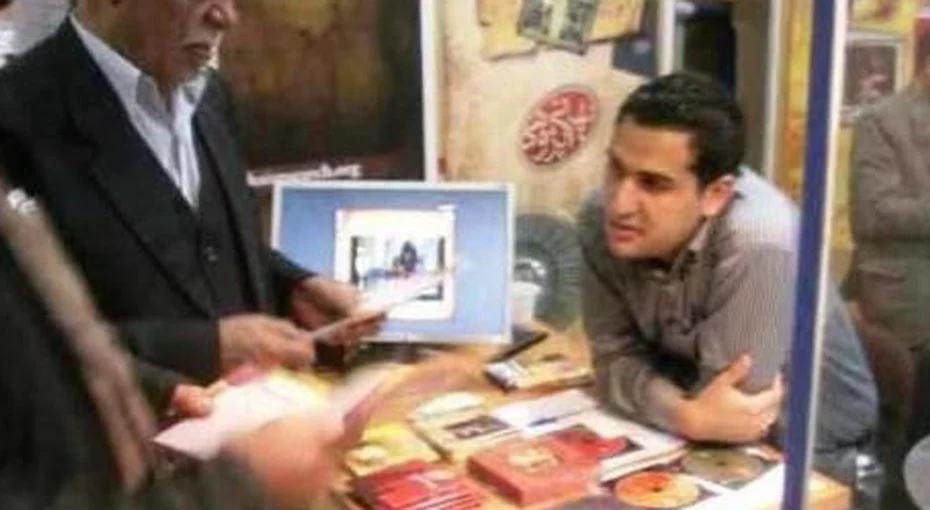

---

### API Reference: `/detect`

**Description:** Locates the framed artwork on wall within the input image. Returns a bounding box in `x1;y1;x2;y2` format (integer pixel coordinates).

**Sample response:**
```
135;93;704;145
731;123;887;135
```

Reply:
841;30;903;124
222;0;439;183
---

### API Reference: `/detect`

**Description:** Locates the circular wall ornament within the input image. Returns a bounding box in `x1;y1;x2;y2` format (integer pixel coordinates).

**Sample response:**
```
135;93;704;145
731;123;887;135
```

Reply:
519;85;599;169
514;213;582;330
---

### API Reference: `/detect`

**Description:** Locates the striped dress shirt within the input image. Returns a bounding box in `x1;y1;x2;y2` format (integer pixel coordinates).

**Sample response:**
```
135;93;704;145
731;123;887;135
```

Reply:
578;170;875;443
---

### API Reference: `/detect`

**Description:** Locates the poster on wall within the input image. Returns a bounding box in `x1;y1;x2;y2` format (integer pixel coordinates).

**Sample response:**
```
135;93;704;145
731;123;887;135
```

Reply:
849;0;919;33
441;0;646;215
222;0;428;183
441;0;646;330
841;30;903;124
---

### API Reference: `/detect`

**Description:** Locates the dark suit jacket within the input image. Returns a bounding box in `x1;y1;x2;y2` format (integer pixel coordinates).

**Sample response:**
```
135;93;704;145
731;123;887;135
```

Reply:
0;23;309;408
849;84;930;348
0;209;275;509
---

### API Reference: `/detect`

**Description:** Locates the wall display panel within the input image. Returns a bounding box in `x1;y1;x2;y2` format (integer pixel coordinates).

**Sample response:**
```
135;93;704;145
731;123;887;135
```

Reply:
440;0;646;217
439;0;648;329
221;0;429;181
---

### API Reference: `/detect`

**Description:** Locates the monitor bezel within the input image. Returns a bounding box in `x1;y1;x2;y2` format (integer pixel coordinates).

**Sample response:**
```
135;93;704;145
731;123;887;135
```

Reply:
271;179;515;345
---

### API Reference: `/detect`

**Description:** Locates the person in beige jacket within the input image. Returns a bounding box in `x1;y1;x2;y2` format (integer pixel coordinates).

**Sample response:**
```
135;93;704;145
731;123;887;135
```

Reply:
848;29;930;510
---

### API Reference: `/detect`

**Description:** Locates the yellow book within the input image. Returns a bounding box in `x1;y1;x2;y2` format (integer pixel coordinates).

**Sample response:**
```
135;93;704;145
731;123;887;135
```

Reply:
344;422;441;477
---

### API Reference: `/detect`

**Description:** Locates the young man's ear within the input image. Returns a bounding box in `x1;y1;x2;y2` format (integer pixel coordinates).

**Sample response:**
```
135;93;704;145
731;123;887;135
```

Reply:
699;174;736;218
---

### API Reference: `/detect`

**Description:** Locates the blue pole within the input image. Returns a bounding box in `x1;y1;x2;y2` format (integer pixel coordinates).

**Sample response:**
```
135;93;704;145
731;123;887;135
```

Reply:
783;0;838;509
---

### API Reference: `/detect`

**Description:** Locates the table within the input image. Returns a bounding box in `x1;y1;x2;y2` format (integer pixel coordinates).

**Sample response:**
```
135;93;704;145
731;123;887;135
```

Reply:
315;325;850;510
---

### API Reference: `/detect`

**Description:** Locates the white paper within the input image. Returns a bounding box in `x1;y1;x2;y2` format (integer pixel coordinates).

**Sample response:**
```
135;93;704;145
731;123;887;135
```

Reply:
153;375;327;460
153;367;408;460
303;271;449;344
328;364;398;418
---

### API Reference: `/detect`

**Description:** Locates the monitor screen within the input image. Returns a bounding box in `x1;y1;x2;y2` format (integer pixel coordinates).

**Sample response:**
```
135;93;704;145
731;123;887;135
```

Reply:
271;181;514;344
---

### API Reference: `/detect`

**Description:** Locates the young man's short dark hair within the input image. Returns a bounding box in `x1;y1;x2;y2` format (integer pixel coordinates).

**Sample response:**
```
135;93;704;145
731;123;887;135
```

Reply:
615;72;745;185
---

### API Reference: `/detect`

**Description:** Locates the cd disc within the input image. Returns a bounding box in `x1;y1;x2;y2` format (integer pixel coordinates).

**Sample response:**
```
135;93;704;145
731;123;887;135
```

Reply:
613;471;701;509
681;448;764;487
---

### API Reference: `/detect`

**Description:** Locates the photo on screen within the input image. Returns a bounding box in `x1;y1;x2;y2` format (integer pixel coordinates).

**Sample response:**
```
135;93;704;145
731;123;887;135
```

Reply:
334;208;456;320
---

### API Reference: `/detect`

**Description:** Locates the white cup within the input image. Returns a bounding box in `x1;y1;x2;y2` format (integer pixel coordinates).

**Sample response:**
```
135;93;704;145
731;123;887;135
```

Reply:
511;281;542;325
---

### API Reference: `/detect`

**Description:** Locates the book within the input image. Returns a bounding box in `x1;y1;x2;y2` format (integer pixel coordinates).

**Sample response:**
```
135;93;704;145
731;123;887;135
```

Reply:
467;435;598;506
411;410;521;461
483;355;593;391
343;422;441;477
350;459;486;510
524;408;687;482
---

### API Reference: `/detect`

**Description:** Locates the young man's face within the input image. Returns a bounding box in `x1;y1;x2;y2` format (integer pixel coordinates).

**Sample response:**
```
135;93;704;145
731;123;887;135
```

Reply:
602;118;733;261
115;0;238;90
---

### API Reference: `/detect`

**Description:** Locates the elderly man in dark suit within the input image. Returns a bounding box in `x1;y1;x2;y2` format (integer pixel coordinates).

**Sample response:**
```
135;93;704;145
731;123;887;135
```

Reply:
0;0;379;416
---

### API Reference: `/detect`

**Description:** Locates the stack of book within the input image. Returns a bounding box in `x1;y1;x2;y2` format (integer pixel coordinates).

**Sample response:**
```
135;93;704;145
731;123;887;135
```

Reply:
349;460;486;510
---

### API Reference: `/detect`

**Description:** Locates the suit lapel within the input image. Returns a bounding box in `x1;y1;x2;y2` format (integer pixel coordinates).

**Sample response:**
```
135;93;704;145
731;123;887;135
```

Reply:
908;87;930;188
58;25;213;314
194;90;271;311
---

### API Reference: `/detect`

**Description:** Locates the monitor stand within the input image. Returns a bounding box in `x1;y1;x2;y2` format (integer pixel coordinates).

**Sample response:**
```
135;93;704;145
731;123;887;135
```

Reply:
347;326;550;368
349;341;440;367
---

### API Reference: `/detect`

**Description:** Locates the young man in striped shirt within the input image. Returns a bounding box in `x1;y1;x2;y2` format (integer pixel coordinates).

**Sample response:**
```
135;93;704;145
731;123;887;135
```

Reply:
579;72;877;483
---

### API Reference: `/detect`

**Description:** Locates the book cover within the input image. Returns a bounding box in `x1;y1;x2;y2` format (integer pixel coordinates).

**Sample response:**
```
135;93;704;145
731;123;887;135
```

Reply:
484;355;593;391
412;411;520;461
547;423;636;460
350;460;485;510
344;423;441;477
467;436;598;506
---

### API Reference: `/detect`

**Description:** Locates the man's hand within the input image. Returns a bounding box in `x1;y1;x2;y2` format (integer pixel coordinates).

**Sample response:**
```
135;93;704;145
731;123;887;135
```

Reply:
218;314;315;373
290;276;383;346
165;378;233;420
166;384;214;419
676;355;783;443
223;412;345;510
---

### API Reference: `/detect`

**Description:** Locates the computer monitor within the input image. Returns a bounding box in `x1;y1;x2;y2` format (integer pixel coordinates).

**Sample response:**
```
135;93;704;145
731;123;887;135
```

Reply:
271;181;514;345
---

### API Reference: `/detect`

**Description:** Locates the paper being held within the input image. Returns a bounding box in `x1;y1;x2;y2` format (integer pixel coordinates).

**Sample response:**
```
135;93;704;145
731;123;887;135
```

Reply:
304;270;449;344
153;367;401;460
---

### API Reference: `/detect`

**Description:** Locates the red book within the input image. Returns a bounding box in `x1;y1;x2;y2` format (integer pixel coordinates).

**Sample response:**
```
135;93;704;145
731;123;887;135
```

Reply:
351;460;486;510
547;424;631;460
467;436;598;506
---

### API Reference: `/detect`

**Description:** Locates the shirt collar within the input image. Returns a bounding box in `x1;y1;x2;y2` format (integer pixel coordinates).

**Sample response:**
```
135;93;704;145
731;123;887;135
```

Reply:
643;177;746;281
70;16;208;117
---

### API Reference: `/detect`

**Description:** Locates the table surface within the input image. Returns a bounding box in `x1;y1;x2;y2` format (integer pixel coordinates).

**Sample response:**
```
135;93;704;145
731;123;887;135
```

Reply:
311;325;850;510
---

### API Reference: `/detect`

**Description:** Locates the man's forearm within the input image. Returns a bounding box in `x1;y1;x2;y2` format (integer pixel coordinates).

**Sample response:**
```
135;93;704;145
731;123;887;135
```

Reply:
596;353;686;433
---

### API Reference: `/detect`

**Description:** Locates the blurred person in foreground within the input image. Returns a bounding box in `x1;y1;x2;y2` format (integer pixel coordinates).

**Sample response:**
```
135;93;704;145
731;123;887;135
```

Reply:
0;171;353;509
0;0;382;419
579;72;877;484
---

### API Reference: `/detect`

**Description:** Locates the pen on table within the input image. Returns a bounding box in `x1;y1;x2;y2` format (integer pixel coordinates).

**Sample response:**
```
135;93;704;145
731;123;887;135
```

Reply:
528;416;559;428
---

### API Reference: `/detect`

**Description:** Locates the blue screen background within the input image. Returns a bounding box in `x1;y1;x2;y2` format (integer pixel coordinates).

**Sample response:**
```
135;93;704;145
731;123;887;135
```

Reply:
275;185;511;342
